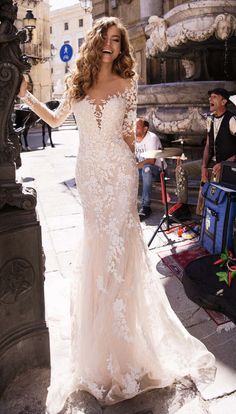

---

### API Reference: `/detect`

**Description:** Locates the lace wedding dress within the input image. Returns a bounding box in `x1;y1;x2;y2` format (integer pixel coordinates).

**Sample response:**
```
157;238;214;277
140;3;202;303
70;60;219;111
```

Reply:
22;79;215;414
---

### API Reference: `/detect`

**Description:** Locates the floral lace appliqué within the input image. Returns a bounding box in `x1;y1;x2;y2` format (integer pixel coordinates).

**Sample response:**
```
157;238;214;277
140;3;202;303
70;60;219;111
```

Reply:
96;274;107;294
112;298;133;343
21;90;71;128
122;365;142;397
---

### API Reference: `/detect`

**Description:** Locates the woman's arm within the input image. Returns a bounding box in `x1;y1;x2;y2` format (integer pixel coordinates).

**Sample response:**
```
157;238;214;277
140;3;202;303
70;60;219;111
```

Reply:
122;78;137;153
18;77;72;128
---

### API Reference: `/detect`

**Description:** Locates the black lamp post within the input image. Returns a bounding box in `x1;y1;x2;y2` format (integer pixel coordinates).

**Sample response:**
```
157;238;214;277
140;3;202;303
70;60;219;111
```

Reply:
23;9;36;43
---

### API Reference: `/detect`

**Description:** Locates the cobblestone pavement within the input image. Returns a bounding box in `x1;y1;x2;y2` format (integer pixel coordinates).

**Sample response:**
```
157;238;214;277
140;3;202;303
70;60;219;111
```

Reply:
1;128;236;414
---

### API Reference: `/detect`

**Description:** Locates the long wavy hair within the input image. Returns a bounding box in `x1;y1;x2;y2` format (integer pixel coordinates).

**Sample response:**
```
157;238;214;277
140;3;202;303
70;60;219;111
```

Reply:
66;16;136;102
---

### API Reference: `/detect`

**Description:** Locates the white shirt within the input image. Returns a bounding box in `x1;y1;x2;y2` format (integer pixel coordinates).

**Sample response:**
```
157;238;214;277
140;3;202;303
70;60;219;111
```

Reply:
135;130;167;169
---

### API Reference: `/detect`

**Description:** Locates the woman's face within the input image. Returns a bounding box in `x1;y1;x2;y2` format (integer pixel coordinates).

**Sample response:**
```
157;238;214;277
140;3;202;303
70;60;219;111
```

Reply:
101;25;121;63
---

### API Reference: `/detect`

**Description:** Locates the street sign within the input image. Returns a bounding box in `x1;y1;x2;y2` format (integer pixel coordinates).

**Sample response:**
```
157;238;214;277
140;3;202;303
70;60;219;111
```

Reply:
59;44;73;62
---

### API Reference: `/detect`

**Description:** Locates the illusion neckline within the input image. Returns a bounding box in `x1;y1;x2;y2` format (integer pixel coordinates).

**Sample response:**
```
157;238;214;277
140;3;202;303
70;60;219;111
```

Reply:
84;78;135;108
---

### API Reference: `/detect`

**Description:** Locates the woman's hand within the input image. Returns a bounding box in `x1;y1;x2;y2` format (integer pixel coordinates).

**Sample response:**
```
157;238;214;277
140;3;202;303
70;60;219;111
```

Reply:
18;76;28;98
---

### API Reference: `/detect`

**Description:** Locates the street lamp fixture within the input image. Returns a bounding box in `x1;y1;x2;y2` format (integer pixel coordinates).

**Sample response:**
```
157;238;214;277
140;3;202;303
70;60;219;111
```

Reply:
23;10;36;43
79;0;92;12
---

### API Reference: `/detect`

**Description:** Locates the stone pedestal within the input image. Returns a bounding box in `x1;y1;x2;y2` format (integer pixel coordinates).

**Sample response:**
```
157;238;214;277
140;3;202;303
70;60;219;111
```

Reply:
0;1;50;394
0;206;50;394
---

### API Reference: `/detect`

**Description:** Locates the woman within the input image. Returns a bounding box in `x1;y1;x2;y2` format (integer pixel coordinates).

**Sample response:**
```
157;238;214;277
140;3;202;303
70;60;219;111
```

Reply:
18;16;215;414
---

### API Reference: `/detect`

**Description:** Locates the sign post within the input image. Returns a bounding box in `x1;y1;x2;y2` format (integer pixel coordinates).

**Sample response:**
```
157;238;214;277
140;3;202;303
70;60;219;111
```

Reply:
59;44;73;63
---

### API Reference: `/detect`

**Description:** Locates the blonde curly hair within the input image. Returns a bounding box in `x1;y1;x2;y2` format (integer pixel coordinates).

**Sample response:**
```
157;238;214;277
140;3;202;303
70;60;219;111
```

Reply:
66;16;136;102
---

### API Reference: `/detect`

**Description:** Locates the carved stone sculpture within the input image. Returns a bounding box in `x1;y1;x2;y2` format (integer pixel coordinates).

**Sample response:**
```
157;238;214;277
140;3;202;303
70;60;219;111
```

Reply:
215;14;236;40
144;2;236;141
146;13;236;57
0;0;49;396
180;52;202;81
0;0;36;210
151;107;207;135
145;15;168;56
181;58;196;80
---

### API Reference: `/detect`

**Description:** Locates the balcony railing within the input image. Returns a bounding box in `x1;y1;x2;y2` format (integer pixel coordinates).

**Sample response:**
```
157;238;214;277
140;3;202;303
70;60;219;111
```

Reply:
21;43;50;64
22;43;42;57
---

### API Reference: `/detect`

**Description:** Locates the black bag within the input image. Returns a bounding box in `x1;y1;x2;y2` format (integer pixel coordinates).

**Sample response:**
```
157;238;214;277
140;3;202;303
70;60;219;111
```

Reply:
220;161;236;190
182;254;236;323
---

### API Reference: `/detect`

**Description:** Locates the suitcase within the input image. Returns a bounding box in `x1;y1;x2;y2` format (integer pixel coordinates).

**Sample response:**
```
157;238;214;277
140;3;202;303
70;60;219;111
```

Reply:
219;161;236;190
200;182;236;254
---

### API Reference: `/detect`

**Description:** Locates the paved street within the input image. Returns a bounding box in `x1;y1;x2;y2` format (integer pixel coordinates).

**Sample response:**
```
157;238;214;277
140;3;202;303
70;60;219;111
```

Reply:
0;127;236;414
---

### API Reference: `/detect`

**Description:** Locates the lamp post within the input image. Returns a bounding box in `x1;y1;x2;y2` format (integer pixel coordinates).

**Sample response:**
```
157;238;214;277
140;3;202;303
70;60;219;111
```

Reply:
23;9;36;43
0;0;50;395
79;0;92;12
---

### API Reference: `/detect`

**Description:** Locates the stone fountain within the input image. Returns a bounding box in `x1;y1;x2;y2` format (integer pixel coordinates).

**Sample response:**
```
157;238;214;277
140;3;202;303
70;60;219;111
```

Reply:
138;0;236;155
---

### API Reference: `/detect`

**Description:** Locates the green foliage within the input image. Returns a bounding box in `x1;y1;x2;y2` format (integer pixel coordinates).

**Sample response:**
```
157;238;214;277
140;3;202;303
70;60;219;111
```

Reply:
216;271;228;284
214;249;236;287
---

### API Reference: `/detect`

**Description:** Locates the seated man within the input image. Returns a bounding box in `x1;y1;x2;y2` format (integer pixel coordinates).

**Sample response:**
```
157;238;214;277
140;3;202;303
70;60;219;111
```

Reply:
135;118;167;221
175;88;236;216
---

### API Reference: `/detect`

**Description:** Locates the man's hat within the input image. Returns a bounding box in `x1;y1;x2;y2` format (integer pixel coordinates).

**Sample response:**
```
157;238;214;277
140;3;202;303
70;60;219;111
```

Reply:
208;88;230;101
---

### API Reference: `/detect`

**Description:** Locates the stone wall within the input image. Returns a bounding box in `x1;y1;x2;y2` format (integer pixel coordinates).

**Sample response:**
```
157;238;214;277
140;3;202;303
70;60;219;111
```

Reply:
50;4;92;98
16;0;52;102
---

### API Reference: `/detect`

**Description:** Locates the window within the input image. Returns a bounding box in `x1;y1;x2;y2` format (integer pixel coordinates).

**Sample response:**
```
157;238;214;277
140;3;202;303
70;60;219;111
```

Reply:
50;26;52;34
79;19;83;27
78;37;84;51
64;40;70;44
51;67;53;74
64;22;69;30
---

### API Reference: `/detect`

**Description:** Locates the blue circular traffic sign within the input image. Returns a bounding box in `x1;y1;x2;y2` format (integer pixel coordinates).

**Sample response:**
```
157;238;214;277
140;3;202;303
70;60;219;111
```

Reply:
60;44;73;62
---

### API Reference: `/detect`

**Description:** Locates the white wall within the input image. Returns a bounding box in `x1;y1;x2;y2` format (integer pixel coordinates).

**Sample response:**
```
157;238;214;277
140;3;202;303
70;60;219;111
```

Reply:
50;4;93;97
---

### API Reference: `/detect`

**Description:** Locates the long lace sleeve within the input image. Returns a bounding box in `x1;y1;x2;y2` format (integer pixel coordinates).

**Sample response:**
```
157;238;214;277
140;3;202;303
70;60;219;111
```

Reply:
21;90;72;128
123;79;137;136
122;78;137;150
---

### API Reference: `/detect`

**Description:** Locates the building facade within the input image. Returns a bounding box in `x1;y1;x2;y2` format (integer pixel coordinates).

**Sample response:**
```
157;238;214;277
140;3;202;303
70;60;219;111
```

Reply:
50;4;92;98
92;0;236;84
16;0;52;102
92;0;162;84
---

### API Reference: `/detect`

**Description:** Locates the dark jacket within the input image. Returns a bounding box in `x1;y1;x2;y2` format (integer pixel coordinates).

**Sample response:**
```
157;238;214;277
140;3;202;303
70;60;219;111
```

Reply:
208;111;236;165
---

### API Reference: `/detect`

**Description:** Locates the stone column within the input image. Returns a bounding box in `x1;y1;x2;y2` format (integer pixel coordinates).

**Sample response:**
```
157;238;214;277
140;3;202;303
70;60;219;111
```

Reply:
140;0;163;19
0;1;50;394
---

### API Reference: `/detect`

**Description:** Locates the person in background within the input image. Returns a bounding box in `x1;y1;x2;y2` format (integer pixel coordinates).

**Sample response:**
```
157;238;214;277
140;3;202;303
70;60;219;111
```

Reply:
135;118;167;220
175;88;236;216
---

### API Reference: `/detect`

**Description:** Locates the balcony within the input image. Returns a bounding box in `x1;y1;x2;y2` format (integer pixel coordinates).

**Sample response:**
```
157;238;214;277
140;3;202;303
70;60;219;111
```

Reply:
21;43;50;64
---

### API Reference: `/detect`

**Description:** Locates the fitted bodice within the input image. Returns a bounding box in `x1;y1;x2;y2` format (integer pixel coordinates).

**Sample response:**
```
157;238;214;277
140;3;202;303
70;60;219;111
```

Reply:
72;80;137;151
72;86;139;236
74;95;127;141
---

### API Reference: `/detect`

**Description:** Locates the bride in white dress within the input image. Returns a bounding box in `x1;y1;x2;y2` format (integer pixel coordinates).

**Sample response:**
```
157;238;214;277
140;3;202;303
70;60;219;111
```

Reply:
18;16;215;414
